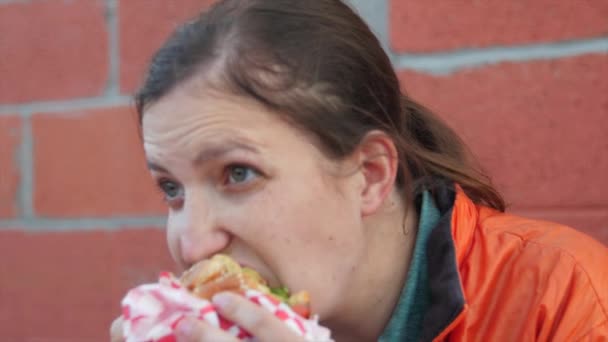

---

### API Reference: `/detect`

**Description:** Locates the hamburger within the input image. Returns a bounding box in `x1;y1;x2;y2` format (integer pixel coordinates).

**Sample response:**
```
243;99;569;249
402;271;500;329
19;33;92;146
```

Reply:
116;254;333;342
179;254;311;318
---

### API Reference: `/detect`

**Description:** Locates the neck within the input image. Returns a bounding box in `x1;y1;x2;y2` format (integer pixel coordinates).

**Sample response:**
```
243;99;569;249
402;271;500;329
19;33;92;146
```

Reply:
324;193;418;341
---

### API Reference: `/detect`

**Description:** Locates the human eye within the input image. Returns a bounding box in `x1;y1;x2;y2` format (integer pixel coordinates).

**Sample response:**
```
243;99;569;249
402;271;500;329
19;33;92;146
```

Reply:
157;178;184;205
225;164;261;186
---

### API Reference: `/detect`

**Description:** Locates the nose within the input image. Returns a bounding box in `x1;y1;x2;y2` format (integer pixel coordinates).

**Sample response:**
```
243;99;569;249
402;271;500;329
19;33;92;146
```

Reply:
172;192;230;268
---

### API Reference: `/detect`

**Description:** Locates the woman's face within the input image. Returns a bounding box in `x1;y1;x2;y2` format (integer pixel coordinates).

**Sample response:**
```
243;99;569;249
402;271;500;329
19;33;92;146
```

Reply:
141;82;371;319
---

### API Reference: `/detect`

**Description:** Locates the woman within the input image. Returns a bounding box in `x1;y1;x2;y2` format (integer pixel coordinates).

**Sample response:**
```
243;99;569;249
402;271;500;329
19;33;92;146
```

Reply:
112;0;608;341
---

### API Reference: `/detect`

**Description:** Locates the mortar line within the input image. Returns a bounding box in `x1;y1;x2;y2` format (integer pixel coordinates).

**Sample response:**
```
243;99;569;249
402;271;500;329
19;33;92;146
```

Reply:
105;0;120;96
0;95;133;115
394;37;608;74
347;0;394;62
17;110;34;218
8;112;23;216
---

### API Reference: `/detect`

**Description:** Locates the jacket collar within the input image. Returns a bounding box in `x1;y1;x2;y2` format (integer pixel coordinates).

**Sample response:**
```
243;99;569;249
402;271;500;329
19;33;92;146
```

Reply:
419;183;475;341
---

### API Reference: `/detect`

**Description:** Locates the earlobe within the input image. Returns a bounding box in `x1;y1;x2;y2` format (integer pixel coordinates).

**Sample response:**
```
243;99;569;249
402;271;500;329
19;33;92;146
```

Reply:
358;131;399;217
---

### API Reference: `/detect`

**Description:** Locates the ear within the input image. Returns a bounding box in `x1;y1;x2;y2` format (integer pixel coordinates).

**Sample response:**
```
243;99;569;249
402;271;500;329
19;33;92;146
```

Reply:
355;130;399;217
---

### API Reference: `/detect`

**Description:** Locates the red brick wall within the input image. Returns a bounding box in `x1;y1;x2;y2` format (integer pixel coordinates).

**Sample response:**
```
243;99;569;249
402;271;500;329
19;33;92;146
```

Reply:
0;0;606;340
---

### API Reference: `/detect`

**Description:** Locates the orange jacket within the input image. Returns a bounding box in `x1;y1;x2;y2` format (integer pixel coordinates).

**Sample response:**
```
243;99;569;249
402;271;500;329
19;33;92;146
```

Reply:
426;186;608;341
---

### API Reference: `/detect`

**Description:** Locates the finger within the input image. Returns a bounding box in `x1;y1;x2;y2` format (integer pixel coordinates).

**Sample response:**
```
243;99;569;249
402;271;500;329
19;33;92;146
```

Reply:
212;292;305;341
110;316;124;342
175;316;239;342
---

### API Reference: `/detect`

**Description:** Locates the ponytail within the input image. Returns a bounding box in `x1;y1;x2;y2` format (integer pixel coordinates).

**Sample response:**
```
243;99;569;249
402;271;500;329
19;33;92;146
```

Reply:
397;95;506;212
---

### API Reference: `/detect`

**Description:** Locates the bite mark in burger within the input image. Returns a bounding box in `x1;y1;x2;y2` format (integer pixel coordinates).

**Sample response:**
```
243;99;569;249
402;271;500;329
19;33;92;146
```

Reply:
179;254;311;318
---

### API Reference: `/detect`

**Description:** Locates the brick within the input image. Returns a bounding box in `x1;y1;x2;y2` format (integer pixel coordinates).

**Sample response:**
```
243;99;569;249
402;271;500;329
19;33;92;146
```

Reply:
119;0;216;93
398;54;608;209
511;209;608;246
0;0;108;103
390;0;608;52
0;228;173;340
0;116;21;218
32;107;166;217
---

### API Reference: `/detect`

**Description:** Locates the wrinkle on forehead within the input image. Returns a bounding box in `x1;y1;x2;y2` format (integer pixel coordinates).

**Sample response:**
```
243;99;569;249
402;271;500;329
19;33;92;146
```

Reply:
141;87;275;164
143;82;274;132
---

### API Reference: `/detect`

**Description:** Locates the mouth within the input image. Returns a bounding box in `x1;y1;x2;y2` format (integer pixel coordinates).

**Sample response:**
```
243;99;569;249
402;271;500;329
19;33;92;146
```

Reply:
177;254;312;320
237;260;281;288
180;253;282;289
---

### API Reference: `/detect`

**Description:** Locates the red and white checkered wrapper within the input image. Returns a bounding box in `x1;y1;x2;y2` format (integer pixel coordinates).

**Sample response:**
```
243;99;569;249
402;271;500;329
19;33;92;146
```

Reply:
121;272;333;342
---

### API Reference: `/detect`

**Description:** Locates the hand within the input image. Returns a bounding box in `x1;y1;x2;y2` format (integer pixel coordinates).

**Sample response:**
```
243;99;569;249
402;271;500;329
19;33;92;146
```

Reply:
175;292;307;342
110;315;124;342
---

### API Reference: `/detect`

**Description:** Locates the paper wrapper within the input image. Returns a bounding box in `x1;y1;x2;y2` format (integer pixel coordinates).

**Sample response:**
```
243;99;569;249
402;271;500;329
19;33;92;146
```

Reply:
121;272;333;342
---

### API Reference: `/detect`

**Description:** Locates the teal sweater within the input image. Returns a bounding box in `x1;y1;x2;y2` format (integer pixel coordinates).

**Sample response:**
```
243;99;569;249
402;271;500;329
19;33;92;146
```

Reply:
379;191;441;342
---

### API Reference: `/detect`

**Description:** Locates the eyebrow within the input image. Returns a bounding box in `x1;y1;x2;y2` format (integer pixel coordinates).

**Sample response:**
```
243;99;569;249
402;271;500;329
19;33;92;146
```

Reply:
147;161;166;173
193;140;260;165
146;140;260;173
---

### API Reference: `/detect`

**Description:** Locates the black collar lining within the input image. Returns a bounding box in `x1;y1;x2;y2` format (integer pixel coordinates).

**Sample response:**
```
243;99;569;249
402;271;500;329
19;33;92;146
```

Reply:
419;183;466;341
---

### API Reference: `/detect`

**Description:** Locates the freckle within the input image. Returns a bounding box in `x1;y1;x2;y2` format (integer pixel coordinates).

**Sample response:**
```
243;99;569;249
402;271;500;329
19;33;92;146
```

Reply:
328;236;334;241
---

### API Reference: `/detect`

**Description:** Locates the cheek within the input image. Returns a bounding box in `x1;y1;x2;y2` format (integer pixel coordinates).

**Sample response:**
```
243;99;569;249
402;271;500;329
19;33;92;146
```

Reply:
284;180;359;240
249;178;364;275
165;214;182;268
268;196;364;317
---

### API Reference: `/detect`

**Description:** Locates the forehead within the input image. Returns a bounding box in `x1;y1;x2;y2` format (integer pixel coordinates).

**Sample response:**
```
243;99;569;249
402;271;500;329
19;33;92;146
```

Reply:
143;85;271;132
140;84;319;162
140;82;348;189
144;83;282;139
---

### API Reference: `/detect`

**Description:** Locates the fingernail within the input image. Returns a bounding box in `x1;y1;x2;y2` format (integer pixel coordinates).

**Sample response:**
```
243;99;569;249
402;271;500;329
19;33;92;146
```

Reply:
212;293;233;309
175;318;195;337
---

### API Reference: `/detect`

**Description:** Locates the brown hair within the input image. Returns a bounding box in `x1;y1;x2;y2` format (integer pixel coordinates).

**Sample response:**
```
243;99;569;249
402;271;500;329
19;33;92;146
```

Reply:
135;0;505;211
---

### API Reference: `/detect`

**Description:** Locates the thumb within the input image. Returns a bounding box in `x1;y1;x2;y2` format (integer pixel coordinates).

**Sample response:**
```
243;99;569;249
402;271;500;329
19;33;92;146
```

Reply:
110;316;124;342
